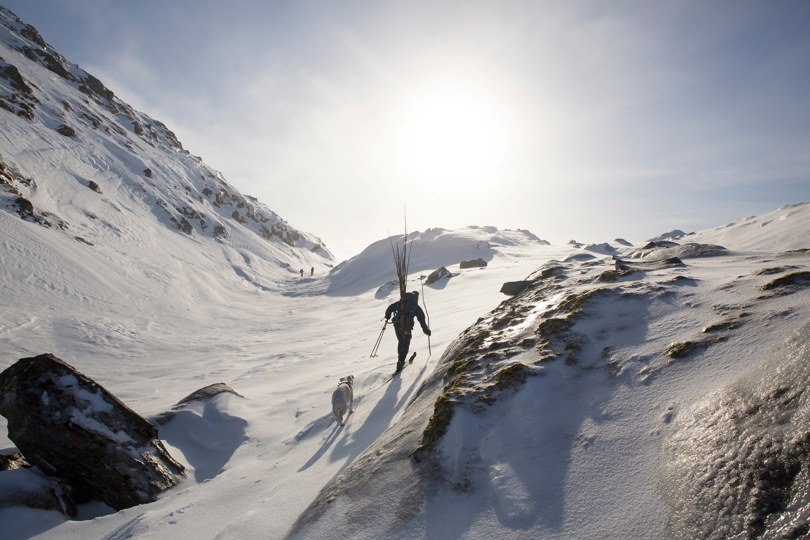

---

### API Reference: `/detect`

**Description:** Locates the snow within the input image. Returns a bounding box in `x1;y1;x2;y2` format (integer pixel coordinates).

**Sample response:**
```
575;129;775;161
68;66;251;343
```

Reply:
0;211;563;538
686;202;810;252
2;6;810;538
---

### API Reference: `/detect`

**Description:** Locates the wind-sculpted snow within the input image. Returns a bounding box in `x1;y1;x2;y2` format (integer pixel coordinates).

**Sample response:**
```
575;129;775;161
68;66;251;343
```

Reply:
153;385;248;483
664;323;810;539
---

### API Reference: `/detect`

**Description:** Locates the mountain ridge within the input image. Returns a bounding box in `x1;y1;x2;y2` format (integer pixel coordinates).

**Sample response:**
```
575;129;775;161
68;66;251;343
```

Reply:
0;5;332;273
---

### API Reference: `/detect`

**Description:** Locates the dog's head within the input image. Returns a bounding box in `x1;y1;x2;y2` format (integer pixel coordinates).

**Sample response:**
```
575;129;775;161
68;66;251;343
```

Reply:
339;375;354;387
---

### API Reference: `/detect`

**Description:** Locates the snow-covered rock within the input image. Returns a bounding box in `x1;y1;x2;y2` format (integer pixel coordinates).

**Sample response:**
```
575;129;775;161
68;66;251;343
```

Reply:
0;353;185;512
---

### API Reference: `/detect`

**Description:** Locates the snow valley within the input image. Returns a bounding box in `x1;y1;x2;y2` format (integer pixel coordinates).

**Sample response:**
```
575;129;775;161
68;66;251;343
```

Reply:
2;5;810;539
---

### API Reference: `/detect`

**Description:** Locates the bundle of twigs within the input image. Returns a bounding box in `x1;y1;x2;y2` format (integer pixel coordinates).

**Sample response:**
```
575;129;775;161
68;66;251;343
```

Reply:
389;221;411;334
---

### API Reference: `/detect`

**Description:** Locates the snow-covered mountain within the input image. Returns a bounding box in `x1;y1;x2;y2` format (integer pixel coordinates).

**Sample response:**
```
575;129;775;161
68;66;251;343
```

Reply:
1;6;810;540
0;6;332;278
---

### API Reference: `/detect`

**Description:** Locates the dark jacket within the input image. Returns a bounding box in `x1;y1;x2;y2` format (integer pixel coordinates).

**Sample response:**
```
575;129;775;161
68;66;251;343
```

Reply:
385;293;429;334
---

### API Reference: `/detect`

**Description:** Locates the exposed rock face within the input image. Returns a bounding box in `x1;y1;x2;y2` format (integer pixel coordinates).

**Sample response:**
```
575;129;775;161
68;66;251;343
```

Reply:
500;280;532;296
56;124;75;137
425;266;453;286
627;242;726;260
459;258;487;269
0;353;185;511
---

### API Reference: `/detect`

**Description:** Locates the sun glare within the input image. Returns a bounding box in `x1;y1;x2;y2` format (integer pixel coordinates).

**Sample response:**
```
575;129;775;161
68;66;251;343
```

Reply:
400;90;506;190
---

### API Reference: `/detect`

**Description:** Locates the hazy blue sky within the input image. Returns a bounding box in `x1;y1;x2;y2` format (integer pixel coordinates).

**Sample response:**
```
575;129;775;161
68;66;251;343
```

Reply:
4;1;809;259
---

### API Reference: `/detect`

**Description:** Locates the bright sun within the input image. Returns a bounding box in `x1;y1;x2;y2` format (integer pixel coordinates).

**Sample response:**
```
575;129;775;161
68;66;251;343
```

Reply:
400;91;505;189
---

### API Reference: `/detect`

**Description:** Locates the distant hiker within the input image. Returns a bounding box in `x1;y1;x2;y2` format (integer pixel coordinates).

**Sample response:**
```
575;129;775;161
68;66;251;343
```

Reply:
385;291;431;371
300;268;304;277
310;267;314;276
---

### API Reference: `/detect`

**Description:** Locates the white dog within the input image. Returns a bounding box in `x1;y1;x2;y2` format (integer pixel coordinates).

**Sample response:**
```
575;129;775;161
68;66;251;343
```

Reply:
331;375;354;427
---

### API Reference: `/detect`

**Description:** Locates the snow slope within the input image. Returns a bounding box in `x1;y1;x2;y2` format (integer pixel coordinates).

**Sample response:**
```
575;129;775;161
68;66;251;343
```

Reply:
0;217;559;538
687;202;810;252
0;5;331;277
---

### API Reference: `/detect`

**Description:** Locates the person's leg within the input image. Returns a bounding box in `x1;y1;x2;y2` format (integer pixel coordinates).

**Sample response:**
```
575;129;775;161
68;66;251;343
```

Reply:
397;332;412;370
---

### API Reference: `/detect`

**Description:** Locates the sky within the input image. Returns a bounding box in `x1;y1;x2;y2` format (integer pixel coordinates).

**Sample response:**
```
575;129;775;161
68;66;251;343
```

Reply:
3;0;809;260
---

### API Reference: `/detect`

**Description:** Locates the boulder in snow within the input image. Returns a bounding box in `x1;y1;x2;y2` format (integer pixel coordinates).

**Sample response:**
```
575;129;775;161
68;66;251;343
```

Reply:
584;242;617;255
56;124;75;137
459;258;487;269
0;353;185;511
500;280;532;296
425;266;453;286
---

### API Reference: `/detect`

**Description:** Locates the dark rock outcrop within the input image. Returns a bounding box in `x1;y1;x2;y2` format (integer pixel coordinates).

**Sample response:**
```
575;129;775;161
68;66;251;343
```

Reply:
425;266;453;286
0;353;185;511
459;258;487;269
56;124;75;137
500;280;532;296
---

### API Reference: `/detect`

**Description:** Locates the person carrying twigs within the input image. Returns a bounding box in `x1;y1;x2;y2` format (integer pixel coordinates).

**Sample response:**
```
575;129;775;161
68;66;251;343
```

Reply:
385;291;430;371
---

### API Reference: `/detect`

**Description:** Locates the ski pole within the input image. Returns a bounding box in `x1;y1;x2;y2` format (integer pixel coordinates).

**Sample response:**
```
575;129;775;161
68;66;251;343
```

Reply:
370;319;388;358
421;272;431;357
